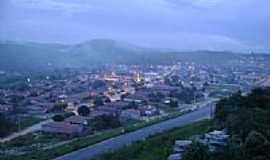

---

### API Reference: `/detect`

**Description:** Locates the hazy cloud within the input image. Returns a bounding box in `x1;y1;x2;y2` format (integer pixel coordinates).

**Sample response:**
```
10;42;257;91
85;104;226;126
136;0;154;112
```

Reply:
0;0;269;52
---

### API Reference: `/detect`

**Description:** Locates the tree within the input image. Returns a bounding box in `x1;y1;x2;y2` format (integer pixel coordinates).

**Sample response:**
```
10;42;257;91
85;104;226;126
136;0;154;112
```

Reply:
149;92;165;102
245;131;266;149
244;131;270;159
169;88;197;104
9;94;25;104
0;114;17;137
94;96;104;106
52;114;65;122
104;97;111;103
169;99;178;108
0;98;6;105
78;105;90;116
51;102;67;112
182;142;210;160
213;88;270;160
92;115;120;130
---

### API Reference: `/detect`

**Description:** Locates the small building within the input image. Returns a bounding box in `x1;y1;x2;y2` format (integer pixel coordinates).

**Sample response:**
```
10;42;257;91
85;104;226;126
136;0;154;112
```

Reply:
124;91;149;103
96;106;121;116
168;153;182;160
65;116;88;126
139;105;159;117
41;122;84;136
201;130;229;152
173;140;192;153
89;110;112;119
103;102;129;110
120;109;141;122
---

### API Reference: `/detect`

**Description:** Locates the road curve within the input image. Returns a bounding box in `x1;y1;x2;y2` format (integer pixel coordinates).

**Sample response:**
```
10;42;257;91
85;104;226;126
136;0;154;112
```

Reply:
55;105;211;160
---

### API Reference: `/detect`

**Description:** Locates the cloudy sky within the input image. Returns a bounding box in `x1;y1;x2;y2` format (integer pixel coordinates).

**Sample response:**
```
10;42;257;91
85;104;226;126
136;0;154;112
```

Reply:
0;0;269;52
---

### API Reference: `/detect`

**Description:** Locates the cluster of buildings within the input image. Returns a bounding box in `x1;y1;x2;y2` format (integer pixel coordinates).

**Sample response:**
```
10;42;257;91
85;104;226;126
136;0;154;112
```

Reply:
167;130;229;160
0;55;269;137
199;130;229;152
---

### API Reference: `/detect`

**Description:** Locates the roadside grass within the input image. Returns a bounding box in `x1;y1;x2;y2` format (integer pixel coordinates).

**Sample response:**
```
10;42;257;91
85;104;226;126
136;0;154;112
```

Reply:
1;111;190;160
0;132;64;149
18;116;43;130
0;128;123;160
95;120;213;160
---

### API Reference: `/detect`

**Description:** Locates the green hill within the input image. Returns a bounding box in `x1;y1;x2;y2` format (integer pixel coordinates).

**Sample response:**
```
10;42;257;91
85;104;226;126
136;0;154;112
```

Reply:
0;39;252;72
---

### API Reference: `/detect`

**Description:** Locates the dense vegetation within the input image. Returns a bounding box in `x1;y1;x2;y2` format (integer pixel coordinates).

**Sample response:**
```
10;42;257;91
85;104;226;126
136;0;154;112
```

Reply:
0;114;17;137
183;88;270;160
92;115;121;130
182;142;210;160
213;88;270;160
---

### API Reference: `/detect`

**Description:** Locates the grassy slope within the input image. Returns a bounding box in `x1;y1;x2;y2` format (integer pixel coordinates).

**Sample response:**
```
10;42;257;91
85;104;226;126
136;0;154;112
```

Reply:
95;120;213;160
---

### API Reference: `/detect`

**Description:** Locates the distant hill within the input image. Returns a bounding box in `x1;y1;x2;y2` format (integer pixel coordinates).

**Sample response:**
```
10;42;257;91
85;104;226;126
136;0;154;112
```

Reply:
0;39;262;72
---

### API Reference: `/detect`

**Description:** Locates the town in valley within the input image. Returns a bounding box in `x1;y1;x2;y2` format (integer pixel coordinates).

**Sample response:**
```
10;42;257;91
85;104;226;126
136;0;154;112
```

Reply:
0;52;269;158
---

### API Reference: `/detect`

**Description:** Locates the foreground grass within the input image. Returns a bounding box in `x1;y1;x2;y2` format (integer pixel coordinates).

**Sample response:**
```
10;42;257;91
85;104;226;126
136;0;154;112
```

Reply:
0;132;63;150
1;111;187;160
95;120;213;160
1;128;123;160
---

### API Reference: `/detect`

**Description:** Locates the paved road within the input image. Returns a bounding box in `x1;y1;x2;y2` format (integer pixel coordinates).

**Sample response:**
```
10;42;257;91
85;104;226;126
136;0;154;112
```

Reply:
55;105;212;160
0;119;52;143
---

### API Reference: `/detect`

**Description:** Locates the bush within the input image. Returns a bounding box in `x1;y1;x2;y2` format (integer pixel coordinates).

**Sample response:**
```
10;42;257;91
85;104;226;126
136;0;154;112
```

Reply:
52;115;65;122
94;97;104;106
244;131;270;159
92;115;121;130
0;114;17;137
77;105;90;117
213;88;270;160
182;142;210;160
169;99;178;108
51;102;68;112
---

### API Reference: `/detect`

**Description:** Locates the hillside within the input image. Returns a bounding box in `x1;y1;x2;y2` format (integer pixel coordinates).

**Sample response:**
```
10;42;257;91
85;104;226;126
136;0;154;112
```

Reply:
0;40;249;72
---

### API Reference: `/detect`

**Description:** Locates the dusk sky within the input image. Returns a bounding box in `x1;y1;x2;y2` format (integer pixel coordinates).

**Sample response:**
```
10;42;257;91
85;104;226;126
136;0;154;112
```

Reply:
0;0;269;52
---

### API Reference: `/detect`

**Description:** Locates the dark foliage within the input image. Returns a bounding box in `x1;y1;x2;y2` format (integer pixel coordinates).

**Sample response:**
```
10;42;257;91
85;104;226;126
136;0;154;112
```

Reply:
169;87;200;104
93;96;104;106
77;105;90;117
92;115;121;130
169;99;178;108
182;142;210;160
52;114;65;122
213;88;270;160
148;91;165;102
51;102;68;112
0;113;17;137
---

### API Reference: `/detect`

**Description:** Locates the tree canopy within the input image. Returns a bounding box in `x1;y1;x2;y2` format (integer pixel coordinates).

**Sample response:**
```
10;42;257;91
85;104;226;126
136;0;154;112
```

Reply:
213;88;270;160
77;105;90;117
